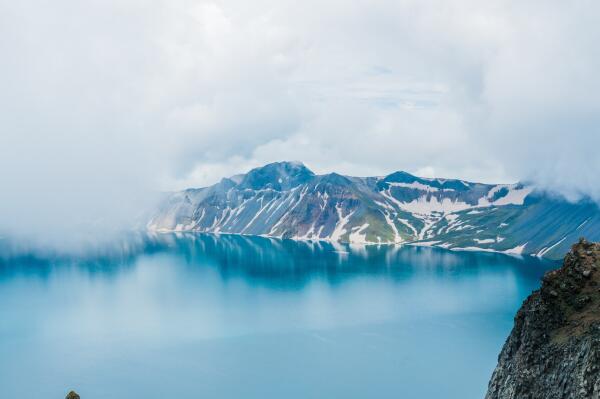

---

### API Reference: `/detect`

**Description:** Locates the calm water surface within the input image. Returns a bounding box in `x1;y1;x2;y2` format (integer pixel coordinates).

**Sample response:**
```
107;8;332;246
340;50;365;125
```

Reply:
0;234;556;398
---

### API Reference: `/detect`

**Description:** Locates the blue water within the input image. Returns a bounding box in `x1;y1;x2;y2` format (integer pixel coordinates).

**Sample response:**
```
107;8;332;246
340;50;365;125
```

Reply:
0;234;555;398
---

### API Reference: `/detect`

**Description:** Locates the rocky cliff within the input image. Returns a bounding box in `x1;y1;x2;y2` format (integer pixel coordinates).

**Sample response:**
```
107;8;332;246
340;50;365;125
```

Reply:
486;238;600;398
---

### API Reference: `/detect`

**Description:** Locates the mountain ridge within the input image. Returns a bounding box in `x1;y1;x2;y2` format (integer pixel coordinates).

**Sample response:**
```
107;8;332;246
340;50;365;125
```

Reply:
148;161;600;259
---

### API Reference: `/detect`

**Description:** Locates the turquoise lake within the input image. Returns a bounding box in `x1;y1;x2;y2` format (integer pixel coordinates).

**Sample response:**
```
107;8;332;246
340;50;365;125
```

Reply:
0;234;556;398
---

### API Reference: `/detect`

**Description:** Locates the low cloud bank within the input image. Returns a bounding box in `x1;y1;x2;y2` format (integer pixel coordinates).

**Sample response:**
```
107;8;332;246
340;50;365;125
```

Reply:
1;1;599;251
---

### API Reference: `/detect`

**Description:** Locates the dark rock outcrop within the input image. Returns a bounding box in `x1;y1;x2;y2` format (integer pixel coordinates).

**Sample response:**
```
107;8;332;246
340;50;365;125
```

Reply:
65;391;80;399
486;238;600;399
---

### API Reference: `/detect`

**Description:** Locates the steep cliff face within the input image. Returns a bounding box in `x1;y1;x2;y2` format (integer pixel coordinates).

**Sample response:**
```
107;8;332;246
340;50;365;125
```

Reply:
486;239;600;399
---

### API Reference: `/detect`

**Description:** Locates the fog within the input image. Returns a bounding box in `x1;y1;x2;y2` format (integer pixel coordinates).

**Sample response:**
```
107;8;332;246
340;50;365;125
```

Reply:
1;0;599;250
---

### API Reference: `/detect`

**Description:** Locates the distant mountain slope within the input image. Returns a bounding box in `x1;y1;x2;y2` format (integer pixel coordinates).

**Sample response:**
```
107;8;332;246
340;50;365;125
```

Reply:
148;161;600;260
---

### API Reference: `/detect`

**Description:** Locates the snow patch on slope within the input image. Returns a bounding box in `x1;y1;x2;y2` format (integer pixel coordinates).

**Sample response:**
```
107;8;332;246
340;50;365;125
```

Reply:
479;184;534;207
330;204;354;242
536;237;567;257
395;195;473;215
504;243;528;255
387;182;454;192
474;238;495;244
349;223;370;244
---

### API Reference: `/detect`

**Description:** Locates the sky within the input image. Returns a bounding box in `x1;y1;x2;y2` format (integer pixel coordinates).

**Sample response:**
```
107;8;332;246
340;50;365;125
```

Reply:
1;0;600;245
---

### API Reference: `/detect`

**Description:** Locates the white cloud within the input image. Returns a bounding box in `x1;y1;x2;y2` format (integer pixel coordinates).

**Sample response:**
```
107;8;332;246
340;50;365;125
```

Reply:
1;0;599;246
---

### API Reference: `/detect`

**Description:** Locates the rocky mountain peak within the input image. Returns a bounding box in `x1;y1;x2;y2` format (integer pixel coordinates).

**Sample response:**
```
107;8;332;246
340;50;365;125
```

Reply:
238;161;315;191
486;238;600;399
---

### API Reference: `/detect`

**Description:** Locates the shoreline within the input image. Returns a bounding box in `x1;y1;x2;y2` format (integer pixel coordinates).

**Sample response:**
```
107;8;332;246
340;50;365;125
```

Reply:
147;229;560;261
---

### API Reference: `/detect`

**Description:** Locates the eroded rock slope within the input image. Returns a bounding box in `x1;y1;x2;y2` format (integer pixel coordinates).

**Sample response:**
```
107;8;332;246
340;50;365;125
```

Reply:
486;239;600;398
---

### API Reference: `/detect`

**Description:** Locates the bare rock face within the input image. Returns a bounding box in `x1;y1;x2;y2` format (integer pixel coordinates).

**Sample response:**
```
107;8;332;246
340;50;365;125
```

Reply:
486;238;600;399
65;391;80;399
